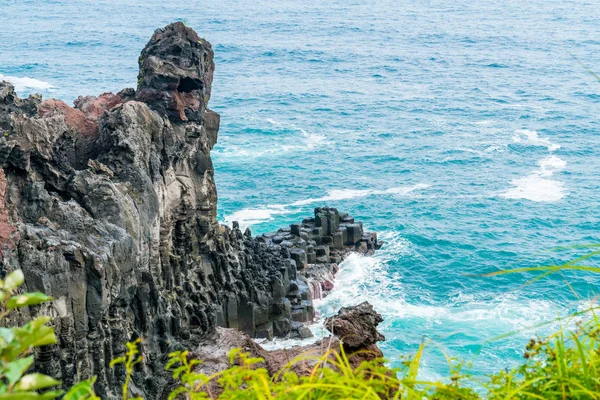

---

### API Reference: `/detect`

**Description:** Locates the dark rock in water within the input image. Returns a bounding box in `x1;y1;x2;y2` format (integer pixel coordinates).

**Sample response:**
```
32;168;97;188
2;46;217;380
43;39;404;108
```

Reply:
324;302;385;348
0;22;381;399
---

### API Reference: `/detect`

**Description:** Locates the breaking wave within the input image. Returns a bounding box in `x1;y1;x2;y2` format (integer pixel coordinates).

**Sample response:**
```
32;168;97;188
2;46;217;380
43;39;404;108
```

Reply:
0;74;54;92
223;184;430;230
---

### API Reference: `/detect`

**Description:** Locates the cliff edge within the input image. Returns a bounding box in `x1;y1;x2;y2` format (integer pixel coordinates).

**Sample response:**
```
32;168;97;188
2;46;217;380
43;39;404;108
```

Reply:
0;22;381;398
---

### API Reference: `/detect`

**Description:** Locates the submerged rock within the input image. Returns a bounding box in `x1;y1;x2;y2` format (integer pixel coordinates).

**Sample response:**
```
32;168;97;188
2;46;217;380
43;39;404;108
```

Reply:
0;22;381;399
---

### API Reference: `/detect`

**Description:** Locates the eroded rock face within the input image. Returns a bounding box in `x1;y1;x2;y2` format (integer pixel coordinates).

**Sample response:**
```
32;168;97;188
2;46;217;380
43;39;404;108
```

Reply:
136;22;214;122
0;23;381;399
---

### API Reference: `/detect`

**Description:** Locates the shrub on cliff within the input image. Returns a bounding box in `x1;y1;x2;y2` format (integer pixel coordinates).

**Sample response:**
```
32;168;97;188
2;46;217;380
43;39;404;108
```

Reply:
484;313;600;398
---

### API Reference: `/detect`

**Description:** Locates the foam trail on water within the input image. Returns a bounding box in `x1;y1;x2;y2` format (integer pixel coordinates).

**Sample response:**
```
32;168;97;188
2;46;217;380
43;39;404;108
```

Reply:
223;205;288;229
511;129;560;151
502;155;567;202
0;74;54;92
223;184;430;230
501;176;566;202
502;130;566;202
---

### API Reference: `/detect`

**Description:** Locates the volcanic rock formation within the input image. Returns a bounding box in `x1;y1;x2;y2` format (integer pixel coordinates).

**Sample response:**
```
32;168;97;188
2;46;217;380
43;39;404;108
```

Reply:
0;22;380;398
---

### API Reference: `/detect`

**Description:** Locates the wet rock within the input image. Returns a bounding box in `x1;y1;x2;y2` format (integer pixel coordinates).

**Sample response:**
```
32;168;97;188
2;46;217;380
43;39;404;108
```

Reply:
324;302;385;348
273;317;291;337
290;223;302;236
297;325;314;339
345;223;363;245
289;248;308;270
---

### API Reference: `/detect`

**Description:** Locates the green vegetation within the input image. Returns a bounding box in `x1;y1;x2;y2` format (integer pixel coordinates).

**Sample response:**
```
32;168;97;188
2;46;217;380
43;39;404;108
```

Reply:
0;270;61;399
3;245;600;399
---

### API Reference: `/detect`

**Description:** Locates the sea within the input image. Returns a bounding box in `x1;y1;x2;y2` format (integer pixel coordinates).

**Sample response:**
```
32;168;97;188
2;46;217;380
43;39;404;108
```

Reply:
2;0;600;383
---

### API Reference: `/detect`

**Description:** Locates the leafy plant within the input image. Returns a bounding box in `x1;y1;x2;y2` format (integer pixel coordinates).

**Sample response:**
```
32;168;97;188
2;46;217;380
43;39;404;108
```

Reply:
63;378;101;400
109;338;144;400
159;340;477;400
0;269;61;399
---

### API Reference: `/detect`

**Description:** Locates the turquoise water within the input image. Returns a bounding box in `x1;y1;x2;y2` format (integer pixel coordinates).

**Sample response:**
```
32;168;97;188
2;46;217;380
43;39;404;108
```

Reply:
2;0;600;381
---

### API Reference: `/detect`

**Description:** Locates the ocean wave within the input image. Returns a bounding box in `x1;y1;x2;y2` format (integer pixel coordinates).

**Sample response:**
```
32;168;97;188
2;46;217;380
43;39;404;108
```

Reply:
292;184;430;206
314;237;574;340
484;145;506;153
260;229;587;380
511;129;560;151
222;184;430;230
261;231;411;350
0;74;54;92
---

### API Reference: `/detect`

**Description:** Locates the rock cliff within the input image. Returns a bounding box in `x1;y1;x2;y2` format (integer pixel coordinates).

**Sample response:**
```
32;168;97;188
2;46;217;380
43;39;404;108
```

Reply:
0;22;380;398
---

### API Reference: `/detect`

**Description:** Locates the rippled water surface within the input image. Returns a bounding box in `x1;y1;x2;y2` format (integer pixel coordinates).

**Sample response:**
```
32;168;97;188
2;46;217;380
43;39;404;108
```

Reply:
2;0;600;380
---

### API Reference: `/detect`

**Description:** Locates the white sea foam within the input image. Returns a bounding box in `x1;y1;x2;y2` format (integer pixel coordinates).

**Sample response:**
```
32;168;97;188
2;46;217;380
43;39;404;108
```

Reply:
502;129;567;202
0;74;54;92
223;184;430;230
501;175;566;202
315;233;568;336
484;144;506;153
265;117;328;150
223;205;287;229
293;184;430;207
501;153;567;202
511;129;560;151
538;154;567;176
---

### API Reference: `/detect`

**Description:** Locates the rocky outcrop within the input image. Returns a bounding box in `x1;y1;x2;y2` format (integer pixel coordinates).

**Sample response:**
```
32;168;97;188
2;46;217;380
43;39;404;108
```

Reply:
190;301;386;395
0;22;381;399
323;302;385;365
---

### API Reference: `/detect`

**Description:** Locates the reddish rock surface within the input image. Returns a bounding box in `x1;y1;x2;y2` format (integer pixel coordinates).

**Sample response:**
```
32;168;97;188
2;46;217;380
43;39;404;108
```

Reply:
73;92;123;121
39;99;97;137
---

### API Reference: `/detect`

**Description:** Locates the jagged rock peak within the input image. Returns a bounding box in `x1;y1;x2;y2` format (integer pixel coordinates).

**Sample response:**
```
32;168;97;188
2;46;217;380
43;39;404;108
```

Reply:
136;22;215;122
